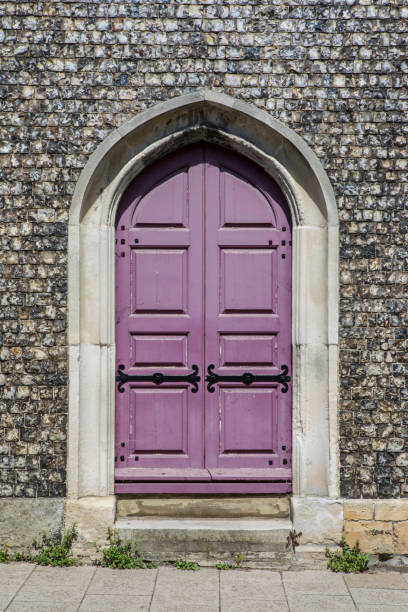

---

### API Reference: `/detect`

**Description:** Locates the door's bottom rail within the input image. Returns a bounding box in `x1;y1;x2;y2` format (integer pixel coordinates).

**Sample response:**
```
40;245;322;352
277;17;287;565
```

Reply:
115;482;292;494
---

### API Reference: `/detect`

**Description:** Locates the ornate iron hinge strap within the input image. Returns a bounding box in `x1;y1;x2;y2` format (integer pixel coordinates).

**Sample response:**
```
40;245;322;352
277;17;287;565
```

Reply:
205;364;291;393
116;364;200;394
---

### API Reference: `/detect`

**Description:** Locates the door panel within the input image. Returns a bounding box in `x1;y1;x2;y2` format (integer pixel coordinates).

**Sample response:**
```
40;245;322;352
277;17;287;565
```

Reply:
115;143;292;487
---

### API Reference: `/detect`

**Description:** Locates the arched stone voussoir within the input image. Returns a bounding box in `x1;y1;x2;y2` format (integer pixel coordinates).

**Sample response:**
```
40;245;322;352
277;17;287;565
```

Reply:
70;90;337;230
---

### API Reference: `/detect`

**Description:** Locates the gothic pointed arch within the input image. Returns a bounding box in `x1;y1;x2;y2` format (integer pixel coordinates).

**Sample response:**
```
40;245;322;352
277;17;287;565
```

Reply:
67;92;339;515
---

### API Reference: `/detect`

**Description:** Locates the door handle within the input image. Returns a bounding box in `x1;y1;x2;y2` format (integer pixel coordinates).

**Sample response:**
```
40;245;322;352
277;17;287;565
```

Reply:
116;364;200;393
205;364;290;393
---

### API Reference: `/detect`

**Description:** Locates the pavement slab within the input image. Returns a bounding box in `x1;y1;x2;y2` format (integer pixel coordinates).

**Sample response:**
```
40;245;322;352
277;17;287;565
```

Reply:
151;566;219;609
286;594;356;611
345;571;408;590
13;583;85;606
282;569;349;595
88;568;157;595
7;603;79;612
79;593;151;612
221;599;289;611
350;587;408;607
26;566;95;588
1;564;408;611
220;569;286;601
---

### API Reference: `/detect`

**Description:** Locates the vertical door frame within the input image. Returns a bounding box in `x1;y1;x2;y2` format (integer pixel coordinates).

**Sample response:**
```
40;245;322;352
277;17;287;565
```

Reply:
67;91;340;543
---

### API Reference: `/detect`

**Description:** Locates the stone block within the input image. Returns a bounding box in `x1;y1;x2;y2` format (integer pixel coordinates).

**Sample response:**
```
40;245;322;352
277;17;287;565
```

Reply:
375;500;408;522
0;499;63;550
64;496;116;557
117;495;290;519
115;517;291;565
344;500;374;521
291;497;343;545
344;521;393;554
394;522;408;555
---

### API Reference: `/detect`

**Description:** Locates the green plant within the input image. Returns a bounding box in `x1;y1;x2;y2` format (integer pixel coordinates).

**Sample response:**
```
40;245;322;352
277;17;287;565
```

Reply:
0;527;79;566
0;543;10;563
30;525;79;567
216;554;244;570
95;528;155;569
216;560;235;570
172;558;200;571
326;537;369;573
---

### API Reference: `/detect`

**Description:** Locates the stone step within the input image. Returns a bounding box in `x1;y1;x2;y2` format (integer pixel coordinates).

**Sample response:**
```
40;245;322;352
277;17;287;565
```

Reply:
115;517;293;567
116;495;290;519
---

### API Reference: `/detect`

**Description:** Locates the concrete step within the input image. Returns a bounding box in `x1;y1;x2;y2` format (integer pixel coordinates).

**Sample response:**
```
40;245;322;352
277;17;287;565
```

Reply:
117;495;290;519
115;517;293;567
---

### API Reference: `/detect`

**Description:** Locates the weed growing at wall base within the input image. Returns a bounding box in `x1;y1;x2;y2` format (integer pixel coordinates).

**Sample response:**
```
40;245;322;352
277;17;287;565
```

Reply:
0;526;79;566
95;528;155;569
0;544;10;563
326;537;369;573
216;554;244;570
172;559;200;571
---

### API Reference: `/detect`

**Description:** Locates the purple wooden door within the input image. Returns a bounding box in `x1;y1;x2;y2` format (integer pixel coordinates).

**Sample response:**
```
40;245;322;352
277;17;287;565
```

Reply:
115;143;292;488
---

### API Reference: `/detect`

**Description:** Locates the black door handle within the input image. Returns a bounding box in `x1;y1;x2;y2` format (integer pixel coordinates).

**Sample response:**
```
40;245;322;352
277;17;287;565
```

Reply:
205;364;290;393
116;364;200;393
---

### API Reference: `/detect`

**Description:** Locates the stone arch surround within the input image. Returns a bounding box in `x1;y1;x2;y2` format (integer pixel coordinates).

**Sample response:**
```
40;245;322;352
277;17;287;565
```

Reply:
66;91;341;546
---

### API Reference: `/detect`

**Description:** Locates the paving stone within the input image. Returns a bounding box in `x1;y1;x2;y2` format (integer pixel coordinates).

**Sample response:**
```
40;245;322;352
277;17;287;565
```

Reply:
79;593;150;612
14;583;85;606
152;567;219;607
7;603;79;612
0;564;33;587
26;566;95;588
0;564;35;577
345;572;408;590
350;587;408;606
220;569;285;600
88;567;157;594
0;587;23;610
286;594;355;612
357;607;408;612
282;570;348;596
221;598;289;612
150;605;218;612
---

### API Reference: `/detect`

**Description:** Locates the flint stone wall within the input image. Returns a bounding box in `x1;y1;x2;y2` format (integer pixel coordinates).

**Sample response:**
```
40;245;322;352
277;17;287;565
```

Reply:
0;0;407;498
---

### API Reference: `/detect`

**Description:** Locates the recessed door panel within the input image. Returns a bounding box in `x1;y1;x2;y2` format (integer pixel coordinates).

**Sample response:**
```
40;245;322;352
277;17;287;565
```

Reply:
131;249;188;313
220;335;278;367
221;388;277;454
131;335;188;368
222;168;276;227
221;249;276;313
131;387;188;454
132;168;188;227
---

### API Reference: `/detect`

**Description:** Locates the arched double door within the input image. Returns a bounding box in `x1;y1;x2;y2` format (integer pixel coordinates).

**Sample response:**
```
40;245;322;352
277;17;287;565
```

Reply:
115;143;292;492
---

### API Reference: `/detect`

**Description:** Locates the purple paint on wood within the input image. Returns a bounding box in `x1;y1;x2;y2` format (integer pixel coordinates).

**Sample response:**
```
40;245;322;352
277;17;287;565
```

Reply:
115;482;292;494
115;145;205;472
115;143;292;490
203;146;292;477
